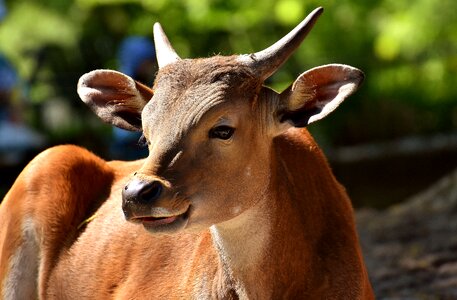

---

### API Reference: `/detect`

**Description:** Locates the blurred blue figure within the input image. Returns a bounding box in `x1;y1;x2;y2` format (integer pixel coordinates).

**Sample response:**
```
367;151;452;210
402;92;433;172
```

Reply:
119;36;157;86
0;54;17;121
110;36;157;160
0;0;6;21
0;0;45;165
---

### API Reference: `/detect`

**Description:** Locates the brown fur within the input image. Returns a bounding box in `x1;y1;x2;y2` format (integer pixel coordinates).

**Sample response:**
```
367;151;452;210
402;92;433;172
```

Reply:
1;22;373;299
0;129;373;298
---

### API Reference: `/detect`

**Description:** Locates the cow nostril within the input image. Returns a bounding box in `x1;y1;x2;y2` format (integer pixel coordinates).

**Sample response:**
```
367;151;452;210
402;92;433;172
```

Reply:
122;179;164;207
139;181;163;203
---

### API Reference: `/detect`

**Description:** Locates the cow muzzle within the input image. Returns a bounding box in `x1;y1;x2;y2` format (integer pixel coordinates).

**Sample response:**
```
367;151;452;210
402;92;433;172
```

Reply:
122;177;190;233
123;179;163;206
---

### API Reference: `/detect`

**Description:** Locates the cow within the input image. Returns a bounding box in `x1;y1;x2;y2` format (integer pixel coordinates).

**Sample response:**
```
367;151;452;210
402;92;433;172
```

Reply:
0;7;374;299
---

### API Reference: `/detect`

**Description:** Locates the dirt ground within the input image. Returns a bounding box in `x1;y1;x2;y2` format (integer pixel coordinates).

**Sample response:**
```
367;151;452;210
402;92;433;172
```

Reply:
357;168;457;299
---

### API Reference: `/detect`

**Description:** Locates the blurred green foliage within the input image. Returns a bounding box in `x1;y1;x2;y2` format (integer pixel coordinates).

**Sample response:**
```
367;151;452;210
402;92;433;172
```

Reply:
0;0;456;147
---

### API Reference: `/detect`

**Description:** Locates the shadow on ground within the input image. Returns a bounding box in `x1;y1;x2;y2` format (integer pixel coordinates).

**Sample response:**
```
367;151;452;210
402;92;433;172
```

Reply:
357;168;457;299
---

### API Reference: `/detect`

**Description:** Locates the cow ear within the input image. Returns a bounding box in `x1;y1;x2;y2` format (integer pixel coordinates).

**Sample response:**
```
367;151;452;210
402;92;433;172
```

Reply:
276;64;364;130
77;69;153;131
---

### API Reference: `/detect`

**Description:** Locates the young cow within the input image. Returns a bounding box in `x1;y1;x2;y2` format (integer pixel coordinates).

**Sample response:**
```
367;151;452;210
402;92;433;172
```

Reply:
0;7;373;299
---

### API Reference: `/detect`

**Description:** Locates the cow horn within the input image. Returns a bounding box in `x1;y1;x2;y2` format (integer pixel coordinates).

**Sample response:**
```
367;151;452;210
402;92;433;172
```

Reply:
153;23;181;69
239;7;323;80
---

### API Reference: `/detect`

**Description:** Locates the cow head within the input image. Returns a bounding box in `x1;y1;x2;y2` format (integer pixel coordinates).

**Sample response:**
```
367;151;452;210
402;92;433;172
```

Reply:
77;7;364;234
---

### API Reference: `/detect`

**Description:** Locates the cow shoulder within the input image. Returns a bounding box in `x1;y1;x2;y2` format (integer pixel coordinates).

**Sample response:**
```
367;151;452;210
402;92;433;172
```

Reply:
4;145;114;247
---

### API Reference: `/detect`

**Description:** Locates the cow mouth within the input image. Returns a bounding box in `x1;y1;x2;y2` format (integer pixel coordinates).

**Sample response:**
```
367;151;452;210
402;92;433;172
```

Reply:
140;215;179;225
134;206;191;233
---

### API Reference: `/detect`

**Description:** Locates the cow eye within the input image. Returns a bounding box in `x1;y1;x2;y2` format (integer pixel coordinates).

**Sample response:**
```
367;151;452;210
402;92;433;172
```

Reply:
209;125;235;140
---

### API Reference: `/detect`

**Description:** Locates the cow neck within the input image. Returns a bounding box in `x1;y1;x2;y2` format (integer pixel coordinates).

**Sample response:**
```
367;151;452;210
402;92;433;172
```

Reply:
209;140;313;298
209;191;273;298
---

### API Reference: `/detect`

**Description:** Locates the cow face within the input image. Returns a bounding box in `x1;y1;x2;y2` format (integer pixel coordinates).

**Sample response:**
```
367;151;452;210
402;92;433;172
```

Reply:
77;7;364;234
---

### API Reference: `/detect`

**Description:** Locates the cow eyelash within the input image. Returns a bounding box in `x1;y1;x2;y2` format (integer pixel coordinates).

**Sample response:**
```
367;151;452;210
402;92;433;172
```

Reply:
138;134;148;148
